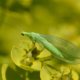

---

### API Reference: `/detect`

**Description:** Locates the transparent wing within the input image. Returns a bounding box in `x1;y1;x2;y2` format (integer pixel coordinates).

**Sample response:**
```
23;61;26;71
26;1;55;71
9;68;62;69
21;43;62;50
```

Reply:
40;34;80;64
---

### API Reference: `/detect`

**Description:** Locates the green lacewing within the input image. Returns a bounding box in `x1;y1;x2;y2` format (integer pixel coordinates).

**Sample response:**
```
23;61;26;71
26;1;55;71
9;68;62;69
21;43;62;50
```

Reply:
21;32;80;64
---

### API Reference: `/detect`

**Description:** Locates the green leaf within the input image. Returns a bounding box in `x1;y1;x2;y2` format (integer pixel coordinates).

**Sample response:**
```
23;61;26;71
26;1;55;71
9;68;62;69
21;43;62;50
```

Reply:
1;64;26;80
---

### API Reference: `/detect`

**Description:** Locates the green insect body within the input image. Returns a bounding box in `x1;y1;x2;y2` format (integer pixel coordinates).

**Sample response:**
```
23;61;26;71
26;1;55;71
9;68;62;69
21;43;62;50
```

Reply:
21;32;64;59
21;32;80;64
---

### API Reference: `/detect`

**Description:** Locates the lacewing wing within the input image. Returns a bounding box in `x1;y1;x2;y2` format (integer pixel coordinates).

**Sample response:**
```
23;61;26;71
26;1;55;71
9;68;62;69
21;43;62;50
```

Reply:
40;34;80;63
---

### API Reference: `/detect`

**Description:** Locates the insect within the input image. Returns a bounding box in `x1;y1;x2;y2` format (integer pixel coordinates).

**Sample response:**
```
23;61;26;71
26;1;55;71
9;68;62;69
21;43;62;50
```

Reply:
21;32;80;64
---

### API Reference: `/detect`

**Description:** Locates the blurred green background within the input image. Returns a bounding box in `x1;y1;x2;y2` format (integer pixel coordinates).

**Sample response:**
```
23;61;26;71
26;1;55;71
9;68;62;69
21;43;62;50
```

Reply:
0;0;80;79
